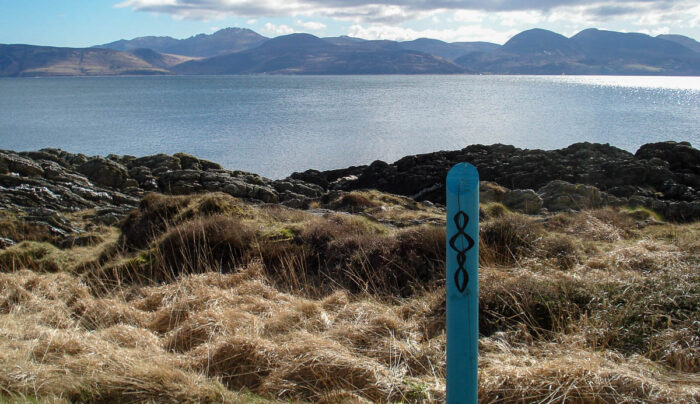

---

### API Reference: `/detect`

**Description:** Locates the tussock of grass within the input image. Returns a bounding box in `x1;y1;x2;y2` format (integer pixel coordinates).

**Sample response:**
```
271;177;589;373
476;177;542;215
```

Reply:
0;242;65;272
545;209;632;242
541;235;581;270
0;192;698;403
157;214;255;275
480;202;510;220
119;192;247;250
480;214;542;265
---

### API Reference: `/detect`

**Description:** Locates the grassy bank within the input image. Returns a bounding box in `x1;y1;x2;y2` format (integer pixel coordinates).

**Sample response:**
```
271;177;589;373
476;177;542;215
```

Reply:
0;191;698;403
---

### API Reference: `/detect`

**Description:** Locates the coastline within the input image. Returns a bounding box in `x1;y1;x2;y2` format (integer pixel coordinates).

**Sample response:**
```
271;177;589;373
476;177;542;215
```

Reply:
1;140;698;226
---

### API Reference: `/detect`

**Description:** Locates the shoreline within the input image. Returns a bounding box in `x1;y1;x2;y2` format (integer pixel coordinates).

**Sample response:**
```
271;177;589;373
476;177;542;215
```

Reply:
1;140;698;224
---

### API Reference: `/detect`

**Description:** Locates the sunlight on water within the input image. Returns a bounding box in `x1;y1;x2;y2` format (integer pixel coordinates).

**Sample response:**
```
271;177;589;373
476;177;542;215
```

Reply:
540;75;700;91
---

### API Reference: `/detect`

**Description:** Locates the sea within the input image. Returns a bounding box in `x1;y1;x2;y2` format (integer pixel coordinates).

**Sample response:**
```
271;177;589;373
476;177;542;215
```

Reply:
0;75;698;179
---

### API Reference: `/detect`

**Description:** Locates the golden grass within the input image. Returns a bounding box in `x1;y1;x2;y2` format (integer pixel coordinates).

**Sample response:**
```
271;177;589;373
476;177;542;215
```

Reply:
0;192;698;403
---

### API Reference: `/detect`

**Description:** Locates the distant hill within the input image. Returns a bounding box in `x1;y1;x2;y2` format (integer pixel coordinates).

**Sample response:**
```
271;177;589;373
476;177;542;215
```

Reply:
322;36;367;46
398;38;499;60
0;44;169;77
173;33;466;74
128;48;196;69
322;36;498;60
3;27;700;76
657;34;700;54
571;29;696;59
456;28;700;75
501;29;579;56
99;28;268;58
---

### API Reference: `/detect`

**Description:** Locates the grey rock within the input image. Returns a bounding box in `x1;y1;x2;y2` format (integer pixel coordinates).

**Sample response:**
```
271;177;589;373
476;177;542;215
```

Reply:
636;141;700;175
174;152;222;171
124;178;139;188
312;142;699;210
0;237;16;249
24;208;81;237
20;150;69;167
281;196;311;209
0;152;45;177
129;166;153;182
503;189;543;214
538;180;621;212
273;180;324;199
77;157;129;189
132;154;181;171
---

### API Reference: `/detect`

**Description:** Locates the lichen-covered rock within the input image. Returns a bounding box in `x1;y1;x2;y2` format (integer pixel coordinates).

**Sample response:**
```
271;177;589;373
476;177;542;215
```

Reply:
77;157;129;189
273;180;324;199
174;152;222;171
157;169;280;203
503;189;543;214
0;152;45;177
538;180;622;212
131;154;181;172
19;150;70;167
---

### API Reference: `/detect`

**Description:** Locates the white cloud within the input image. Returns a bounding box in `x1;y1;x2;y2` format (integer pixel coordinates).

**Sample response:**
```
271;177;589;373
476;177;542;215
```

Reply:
497;11;545;27
116;0;700;22
261;22;295;36
209;26;220;32
295;20;327;30
347;24;518;43
633;25;671;36
115;0;700;40
451;10;486;23
247;18;258;24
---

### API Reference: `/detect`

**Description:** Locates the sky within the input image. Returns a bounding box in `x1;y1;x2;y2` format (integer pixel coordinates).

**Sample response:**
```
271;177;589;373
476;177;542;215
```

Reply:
1;0;699;47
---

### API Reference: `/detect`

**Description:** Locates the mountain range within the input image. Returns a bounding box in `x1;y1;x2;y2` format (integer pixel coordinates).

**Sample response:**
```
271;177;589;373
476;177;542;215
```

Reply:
1;27;699;76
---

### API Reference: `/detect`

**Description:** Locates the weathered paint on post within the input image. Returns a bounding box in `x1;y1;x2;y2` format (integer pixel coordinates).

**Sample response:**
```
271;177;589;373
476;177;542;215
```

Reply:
446;163;479;404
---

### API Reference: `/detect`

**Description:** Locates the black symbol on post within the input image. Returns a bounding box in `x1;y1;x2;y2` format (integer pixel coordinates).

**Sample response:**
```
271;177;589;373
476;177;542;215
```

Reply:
449;211;474;293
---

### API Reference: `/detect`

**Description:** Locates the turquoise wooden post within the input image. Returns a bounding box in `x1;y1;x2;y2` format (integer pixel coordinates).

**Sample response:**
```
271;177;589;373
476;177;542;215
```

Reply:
446;163;479;404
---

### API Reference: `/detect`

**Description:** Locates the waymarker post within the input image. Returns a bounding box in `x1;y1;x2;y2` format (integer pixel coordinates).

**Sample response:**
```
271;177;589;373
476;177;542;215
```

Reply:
446;163;479;404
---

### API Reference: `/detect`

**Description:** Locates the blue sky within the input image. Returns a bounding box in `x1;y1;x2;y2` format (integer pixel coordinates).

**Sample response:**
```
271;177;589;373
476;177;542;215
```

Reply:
1;0;699;47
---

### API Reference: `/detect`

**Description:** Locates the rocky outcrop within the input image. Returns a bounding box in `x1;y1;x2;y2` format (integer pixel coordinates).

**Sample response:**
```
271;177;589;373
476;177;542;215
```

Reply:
0;152;44;177
292;141;700;221
503;189;543;214
1;141;699;230
77;157;130;189
0;149;322;219
538;180;624;212
0;148;327;247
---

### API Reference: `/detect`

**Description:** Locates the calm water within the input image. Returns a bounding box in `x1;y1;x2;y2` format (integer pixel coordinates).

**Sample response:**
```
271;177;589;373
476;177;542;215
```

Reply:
0;75;698;179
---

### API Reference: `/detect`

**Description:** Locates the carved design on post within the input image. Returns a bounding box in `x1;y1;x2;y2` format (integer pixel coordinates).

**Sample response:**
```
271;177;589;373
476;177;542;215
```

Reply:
449;210;474;293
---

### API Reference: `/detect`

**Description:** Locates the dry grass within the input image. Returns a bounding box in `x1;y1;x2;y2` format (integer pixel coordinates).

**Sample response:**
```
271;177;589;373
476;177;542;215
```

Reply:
0;192;698;403
322;190;445;226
